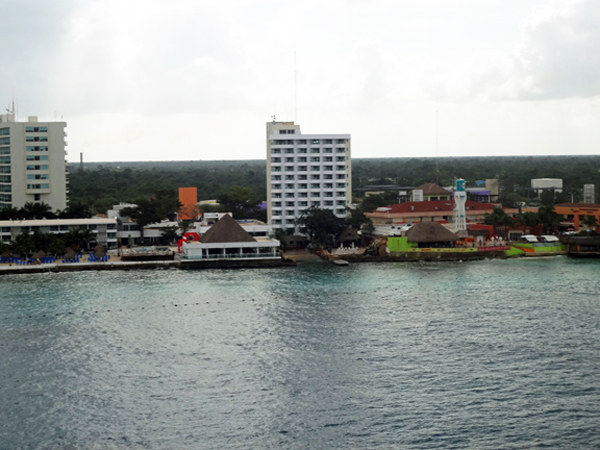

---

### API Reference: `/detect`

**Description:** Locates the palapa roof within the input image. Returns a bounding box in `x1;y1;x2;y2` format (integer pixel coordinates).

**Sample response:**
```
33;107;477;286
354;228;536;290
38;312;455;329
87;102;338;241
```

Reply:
200;214;257;244
415;183;452;196
63;248;78;258
31;250;47;259
405;222;458;243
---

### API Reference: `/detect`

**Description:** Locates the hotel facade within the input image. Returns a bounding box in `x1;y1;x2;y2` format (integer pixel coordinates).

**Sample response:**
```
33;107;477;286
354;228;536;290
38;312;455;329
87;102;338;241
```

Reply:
0;111;68;212
266;121;351;234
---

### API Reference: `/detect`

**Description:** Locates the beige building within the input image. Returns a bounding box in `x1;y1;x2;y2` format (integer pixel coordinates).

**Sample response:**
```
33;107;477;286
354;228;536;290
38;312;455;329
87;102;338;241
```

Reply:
266;121;351;233
0;110;68;212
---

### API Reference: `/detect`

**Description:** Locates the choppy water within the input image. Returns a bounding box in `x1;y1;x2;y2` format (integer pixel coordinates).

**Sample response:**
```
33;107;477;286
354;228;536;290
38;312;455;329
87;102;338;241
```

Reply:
1;257;600;449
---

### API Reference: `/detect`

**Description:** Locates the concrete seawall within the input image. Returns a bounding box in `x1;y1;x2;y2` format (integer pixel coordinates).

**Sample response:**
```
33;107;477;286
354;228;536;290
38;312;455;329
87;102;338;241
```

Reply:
0;258;296;276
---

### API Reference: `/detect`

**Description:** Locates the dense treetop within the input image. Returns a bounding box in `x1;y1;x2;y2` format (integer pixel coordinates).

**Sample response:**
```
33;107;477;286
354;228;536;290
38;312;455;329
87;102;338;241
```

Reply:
66;155;600;215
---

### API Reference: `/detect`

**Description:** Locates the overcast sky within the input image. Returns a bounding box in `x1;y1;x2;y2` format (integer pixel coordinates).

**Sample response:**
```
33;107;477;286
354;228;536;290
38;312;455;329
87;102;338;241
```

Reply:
2;0;599;162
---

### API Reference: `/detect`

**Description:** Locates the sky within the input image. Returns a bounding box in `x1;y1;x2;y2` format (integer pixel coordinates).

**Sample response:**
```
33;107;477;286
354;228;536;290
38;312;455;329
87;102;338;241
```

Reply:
2;0;600;162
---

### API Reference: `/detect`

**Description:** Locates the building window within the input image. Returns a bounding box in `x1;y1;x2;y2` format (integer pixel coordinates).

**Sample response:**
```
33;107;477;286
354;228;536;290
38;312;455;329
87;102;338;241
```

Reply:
298;183;308;189
0;138;10;145
298;174;307;180
336;156;345;162
310;166;320;171
298;148;307;153
271;175;281;180
336;148;346;153
336;174;345;179
310;148;320;153
285;184;295;189
325;201;333;206
273;202;282;207
310;157;320;162
0;147;9;155
272;148;281;154
285;175;294;180
285;149;294;154
311;201;321;207
271;157;281;163
285;157;294;163
336;165;345;171
272;184;281;189
310;183;320;189
324;148;333;153
324;166;333;171
310;174;320;180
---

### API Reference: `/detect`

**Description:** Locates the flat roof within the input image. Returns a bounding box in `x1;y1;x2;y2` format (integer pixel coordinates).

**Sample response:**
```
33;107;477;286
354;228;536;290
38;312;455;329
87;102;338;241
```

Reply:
0;218;117;227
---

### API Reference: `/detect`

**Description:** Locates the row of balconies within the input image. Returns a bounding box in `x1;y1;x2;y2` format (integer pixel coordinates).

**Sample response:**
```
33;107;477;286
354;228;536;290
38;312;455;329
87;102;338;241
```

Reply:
271;166;348;173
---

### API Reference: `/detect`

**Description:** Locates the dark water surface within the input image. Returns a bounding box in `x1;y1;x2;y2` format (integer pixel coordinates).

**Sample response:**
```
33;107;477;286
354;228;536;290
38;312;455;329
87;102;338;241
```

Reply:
1;257;599;449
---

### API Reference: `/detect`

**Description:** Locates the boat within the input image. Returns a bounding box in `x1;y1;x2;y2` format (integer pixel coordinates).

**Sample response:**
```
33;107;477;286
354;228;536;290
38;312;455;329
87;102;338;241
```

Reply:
331;258;349;266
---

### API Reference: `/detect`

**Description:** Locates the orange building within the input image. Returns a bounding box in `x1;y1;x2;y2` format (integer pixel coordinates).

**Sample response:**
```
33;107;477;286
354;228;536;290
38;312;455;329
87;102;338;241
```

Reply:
555;203;600;230
178;187;199;221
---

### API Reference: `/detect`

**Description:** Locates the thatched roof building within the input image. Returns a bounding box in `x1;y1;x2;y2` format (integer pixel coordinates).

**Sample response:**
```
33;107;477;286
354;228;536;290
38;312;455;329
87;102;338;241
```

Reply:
200;214;256;244
406;222;458;243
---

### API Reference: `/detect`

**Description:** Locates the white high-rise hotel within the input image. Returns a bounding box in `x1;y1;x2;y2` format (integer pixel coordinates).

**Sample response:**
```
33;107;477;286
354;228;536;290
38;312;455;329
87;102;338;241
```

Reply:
0;109;68;211
266;121;351;233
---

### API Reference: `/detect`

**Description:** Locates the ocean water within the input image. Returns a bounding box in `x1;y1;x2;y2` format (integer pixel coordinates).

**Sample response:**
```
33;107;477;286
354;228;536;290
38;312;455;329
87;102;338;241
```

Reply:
1;257;599;449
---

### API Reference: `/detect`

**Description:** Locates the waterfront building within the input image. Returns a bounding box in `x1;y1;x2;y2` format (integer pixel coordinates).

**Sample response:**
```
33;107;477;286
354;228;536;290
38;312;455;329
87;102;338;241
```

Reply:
0;218;117;248
0;110;68;211
366;200;518;226
181;214;280;260
266;121;351;234
554;203;600;230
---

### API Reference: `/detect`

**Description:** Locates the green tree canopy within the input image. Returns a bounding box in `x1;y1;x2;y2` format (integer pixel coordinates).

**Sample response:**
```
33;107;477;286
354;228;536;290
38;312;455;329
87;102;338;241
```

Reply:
296;206;345;247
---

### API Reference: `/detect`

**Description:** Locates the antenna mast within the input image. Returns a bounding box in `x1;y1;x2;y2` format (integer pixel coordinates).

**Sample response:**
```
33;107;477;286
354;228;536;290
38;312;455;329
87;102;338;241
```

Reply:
294;51;297;123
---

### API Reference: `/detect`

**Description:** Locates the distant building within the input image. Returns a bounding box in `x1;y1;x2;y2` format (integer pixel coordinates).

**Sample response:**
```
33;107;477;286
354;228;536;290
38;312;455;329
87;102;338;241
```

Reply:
411;183;452;202
531;178;563;197
583;184;595;203
0;110;68;211
178;187;199;220
266;120;351;234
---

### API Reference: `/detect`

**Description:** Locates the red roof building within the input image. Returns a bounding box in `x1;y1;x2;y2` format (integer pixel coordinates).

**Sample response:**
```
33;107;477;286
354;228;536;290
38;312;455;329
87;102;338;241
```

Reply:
366;200;518;225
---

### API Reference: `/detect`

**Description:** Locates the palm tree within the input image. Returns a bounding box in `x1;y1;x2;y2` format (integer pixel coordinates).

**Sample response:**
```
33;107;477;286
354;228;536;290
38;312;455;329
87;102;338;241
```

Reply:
19;202;54;220
538;204;561;234
516;212;540;233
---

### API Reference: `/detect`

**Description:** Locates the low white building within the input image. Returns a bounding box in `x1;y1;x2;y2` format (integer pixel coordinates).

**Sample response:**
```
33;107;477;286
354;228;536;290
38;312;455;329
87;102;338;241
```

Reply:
0;218;118;248
182;214;280;261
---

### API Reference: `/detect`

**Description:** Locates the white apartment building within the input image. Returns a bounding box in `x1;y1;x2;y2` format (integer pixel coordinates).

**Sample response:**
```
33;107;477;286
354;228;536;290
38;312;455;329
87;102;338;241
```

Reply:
266;121;351;234
0;218;118;248
0;110;68;212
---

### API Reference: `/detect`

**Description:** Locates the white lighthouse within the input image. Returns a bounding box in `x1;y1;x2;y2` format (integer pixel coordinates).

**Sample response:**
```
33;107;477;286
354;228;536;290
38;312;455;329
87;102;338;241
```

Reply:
454;178;467;234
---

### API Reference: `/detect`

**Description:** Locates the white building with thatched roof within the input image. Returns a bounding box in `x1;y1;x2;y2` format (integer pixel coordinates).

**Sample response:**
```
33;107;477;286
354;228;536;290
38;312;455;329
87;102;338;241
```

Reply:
182;214;280;260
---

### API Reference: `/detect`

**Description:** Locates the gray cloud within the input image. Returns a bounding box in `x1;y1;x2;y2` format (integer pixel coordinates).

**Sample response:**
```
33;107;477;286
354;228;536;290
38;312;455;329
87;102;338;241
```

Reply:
510;0;600;99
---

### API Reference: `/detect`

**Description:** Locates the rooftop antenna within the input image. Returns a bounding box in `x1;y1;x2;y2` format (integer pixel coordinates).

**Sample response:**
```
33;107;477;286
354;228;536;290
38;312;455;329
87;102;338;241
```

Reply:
435;109;439;184
294;50;297;124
